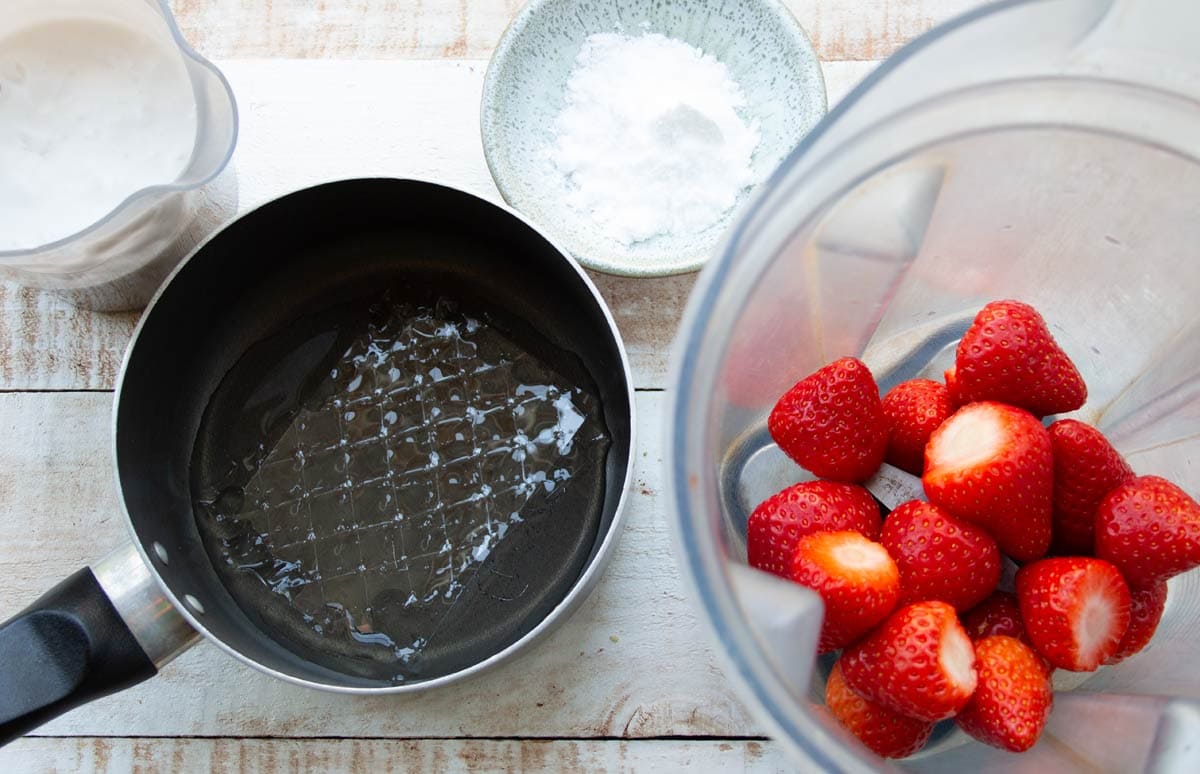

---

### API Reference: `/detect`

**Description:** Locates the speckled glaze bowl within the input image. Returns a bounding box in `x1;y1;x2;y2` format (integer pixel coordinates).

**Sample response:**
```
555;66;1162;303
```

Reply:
481;0;827;277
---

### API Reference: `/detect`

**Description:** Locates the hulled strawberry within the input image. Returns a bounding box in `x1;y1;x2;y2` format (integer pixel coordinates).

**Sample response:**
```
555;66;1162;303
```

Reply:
881;379;953;476
746;481;882;577
841;600;978;722
943;364;963;408
952;300;1087;417
956;635;1054;752
880;500;1001;612
768;357;888;483
1047;419;1133;555
964;591;1056;678
923;401;1053;561
962;591;1030;645
825;660;935;759
1105;580;1168;665
790;531;900;653
1016;557;1131;671
1095;475;1200;589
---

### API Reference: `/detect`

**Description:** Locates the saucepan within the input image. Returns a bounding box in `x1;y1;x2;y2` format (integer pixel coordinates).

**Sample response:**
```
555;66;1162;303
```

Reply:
0;179;635;743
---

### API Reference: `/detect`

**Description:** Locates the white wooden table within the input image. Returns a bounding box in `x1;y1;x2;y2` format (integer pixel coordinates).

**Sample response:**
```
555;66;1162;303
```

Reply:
0;2;982;770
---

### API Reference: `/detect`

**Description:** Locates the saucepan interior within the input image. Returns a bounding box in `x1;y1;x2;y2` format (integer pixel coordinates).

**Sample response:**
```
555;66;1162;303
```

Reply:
114;179;634;690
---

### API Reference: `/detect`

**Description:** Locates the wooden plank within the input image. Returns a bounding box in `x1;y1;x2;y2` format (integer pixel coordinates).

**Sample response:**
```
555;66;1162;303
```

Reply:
0;284;138;391
0;737;788;773
0;391;765;739
0;58;875;393
167;0;981;62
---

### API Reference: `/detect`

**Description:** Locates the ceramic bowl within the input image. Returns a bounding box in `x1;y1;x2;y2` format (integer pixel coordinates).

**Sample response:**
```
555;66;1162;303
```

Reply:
481;0;827;277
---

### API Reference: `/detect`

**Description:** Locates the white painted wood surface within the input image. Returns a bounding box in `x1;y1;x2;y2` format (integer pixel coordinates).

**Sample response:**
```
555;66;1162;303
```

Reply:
4;737;789;773
166;0;978;62
0;58;878;393
0;0;983;768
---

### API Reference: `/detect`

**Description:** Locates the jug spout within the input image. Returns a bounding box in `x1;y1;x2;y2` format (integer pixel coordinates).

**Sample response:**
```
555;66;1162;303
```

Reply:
1072;0;1200;100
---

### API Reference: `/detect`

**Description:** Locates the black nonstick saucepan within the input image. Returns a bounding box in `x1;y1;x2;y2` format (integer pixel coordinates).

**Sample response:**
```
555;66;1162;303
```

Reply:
0;179;635;743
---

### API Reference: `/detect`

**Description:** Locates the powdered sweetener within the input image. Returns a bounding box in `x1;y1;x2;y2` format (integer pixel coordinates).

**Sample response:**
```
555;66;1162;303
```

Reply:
547;32;761;247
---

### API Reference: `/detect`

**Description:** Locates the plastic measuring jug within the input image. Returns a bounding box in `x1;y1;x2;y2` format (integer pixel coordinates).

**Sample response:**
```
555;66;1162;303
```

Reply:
669;0;1200;770
0;0;236;311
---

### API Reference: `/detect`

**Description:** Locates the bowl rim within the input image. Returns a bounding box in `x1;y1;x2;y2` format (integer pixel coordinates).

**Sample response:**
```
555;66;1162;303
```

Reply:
479;0;828;278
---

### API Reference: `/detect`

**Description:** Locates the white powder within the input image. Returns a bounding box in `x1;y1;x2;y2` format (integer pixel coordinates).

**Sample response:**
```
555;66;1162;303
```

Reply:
548;32;761;247
0;17;198;251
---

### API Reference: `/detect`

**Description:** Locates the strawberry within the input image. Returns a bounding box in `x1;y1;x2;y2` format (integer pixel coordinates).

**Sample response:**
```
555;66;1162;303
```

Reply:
841;600;978;722
768;357;888;483
962;591;1030;645
881;379;952;475
1047;419;1134;555
1106;580;1168;665
825;660;935;759
1016;557;1131;671
923;401;1054;562
746;481;882;577
1095;475;1200;588
880;500;1001;612
943;364;963;408
963;592;1055;677
956;635;1054;752
952;299;1087;417
790;531;900;653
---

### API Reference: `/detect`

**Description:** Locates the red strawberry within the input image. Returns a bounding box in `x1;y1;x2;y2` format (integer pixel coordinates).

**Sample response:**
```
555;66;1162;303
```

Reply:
841;600;978;721
956;635;1054;752
746;481;882;577
790;531;900;653
1048;419;1134;555
1106;580;1168;665
962;591;1030;645
825;660;935;759
881;379;953;475
944;364;963;408
768;357;888;483
1095;475;1200;588
923;401;1053;561
953;299;1087;417
880;500;1001;612
963;592;1054;676
1016;557;1131;671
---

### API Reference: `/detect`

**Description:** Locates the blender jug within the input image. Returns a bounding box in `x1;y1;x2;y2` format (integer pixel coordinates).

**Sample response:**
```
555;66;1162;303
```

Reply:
669;0;1200;770
0;0;237;311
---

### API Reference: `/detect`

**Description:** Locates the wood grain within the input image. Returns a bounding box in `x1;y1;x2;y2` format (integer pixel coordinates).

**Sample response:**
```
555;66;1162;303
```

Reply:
0;391;765;740
0;737;787;773
0;58;876;393
0;284;138;391
166;0;982;62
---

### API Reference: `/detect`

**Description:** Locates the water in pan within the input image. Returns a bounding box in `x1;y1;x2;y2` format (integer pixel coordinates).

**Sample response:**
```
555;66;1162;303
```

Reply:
192;295;611;683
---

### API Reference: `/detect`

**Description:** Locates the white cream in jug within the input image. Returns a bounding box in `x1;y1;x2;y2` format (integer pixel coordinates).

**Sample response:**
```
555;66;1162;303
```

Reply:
0;17;198;251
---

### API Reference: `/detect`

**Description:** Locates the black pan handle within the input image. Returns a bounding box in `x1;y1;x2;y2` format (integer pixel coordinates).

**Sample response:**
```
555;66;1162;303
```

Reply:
0;544;198;745
0;568;155;743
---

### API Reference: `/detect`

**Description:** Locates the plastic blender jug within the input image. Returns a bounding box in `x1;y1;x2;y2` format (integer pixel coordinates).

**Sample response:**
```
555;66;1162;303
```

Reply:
0;0;236;311
668;0;1200;770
